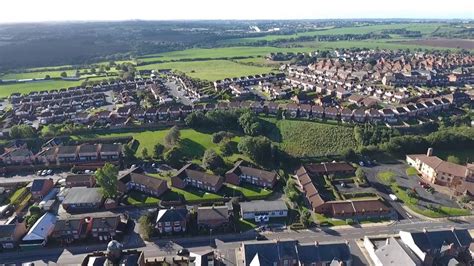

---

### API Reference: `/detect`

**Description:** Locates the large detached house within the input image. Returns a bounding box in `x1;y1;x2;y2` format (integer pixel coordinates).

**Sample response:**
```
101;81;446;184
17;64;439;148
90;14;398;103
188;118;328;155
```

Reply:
172;164;224;192
225;160;277;188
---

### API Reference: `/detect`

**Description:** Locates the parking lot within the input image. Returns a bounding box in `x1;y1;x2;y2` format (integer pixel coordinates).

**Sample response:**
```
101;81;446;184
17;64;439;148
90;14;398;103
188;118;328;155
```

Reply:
364;164;460;209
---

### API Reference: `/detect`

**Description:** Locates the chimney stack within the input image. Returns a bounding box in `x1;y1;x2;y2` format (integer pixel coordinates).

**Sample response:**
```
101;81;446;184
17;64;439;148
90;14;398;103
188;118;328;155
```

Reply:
427;148;433;157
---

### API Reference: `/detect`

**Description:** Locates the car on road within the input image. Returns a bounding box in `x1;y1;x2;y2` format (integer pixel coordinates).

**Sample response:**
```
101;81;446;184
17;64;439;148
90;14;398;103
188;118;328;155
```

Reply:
46;169;53;175
177;249;189;256
389;194;398;201
255;234;267;241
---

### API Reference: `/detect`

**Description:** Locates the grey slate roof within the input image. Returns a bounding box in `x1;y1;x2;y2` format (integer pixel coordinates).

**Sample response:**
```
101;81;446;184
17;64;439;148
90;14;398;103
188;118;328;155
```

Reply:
62;187;103;205
240;200;288;213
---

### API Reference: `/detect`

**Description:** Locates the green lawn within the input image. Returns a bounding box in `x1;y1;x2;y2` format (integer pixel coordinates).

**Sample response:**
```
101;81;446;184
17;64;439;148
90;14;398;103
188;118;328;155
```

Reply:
222;183;273;200
126;190;160;205
264;118;356;158
377;170;396;184
314;213;348;227
73;128;240;160
137;60;275;81
165;187;223;202
9;187;27;204
406;167;419;176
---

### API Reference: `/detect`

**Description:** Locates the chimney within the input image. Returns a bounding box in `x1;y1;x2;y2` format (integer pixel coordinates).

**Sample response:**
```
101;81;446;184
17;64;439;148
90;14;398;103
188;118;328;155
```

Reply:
427;148;433;157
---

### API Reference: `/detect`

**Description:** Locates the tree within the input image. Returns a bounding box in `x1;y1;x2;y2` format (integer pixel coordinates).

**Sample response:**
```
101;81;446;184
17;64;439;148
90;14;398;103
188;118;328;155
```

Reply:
163;146;183;167
164;126;180;148
238;111;262;136
9;124;36;139
237;136;275;166
142;147;150;160
60;71;67;78
44;75;51;80
447;155;461;165
300;208;312;227
355;168;365;180
90;68;96;74
202;149;225;172
123;144;136;163
406;189;417;199
138;213;154;241
220;140;234;156
25;205;43;228
342;148;358;162
95;163;119;198
153;143;164;159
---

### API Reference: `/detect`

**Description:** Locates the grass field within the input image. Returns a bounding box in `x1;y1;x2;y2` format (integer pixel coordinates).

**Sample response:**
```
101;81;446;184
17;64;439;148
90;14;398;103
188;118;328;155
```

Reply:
137;46;313;62
222;23;446;44
265;119;356;157
72;128;242;160
0;80;83;97
137;60;275;81
406;167;419;176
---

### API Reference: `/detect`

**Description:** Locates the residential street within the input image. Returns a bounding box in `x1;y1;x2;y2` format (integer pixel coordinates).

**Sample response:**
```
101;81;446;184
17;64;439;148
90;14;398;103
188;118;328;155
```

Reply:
2;217;474;265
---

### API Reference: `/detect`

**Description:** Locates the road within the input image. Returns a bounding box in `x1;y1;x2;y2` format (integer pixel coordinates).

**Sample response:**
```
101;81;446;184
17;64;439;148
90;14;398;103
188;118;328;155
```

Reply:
166;80;193;106
3;218;474;265
363;165;414;220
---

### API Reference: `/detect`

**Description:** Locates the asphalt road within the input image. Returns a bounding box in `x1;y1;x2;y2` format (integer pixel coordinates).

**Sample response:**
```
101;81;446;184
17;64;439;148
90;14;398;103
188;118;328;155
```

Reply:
3;218;473;265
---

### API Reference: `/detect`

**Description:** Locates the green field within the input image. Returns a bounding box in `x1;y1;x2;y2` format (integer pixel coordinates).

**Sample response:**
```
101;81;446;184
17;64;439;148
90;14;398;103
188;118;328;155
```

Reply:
0;70;78;80
72;128;241;160
137;60;275;81
265;119;356;157
137;46;313;62
223;23;446;44
0;80;83;97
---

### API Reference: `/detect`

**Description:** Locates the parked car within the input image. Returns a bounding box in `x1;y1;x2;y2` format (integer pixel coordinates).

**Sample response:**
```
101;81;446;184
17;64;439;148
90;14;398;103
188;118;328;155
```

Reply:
255;234;267;241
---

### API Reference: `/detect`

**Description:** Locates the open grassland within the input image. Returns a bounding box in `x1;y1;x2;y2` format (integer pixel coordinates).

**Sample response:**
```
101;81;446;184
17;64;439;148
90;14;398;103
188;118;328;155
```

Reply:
72;128;241;160
0;80;83;97
293;39;459;51
0;76;112;97
137;46;313;62
222;23;445;44
0;70;77;80
137;60;275;81
264;118;356;157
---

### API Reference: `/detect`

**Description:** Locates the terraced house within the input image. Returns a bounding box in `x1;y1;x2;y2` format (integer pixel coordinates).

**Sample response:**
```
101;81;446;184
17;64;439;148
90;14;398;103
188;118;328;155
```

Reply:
225;160;277;188
172;164;224;192
119;172;168;197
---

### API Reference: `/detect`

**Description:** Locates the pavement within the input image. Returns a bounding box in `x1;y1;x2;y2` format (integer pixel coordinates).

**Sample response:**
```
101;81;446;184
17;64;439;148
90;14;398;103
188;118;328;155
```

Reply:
3;218;474;265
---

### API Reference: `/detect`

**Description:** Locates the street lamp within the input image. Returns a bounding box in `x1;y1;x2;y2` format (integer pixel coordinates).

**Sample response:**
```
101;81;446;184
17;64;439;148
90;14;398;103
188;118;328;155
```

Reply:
209;229;213;247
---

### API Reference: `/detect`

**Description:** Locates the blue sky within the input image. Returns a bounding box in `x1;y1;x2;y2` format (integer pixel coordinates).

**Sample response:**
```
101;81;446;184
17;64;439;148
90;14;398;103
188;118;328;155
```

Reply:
1;0;473;23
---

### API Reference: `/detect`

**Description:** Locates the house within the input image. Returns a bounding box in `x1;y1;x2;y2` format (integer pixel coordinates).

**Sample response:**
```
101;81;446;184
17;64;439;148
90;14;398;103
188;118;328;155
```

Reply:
65;174;96;188
400;229;473;265
303;162;355;177
31;178;54;200
225;160;277;188
89;212;124;241
406;148;473;189
51;217;89;244
120;173;168;197
364;236;422;266
240;200;288;222
241;239;352;266
61;187;104;213
77;144;99;162
155;208;188;234
172;164;224;192
99;144;122;161
56;146;78;163
353;108;367;123
0;219;28;249
0;148;35;165
21;212;57;248
196;205;231;230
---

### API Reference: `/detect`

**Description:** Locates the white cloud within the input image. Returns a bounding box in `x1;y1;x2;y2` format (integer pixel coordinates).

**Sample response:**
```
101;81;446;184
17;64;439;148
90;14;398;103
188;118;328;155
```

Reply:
0;0;473;23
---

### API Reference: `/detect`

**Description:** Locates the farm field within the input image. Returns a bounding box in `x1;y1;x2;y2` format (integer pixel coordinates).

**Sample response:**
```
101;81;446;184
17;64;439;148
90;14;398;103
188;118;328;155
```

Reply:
222;23;446;44
0;76;112;97
137;60;275;81
294;39;458;51
0;80;84;97
264;118;356;158
0;70;77;80
137;46;313;62
394;38;474;50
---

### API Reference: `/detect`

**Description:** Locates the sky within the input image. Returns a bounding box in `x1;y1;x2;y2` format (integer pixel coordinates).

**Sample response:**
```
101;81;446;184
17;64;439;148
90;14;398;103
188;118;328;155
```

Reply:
1;0;473;23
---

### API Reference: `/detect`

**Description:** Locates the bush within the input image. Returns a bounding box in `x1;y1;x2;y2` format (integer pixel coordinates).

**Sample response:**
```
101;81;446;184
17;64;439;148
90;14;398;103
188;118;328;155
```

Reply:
212;131;235;144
